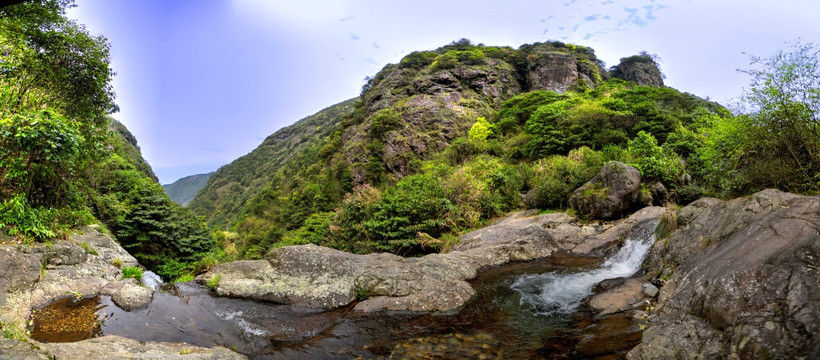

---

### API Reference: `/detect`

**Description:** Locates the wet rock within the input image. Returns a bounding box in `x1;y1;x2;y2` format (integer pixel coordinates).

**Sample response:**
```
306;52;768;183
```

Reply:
204;208;664;313
589;278;644;316
642;283;658;298
569;161;642;220
1;226;142;325
629;189;820;359
109;281;153;310
36;335;247;359
0;338;50;360
649;182;669;206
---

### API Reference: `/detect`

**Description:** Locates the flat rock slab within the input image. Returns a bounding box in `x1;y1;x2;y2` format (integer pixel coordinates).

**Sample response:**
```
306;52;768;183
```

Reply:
37;335;246;360
206;207;663;313
589;278;645;317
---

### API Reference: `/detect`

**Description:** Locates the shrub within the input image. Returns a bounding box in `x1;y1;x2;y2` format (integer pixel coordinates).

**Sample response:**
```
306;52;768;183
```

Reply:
0;194;55;240
627;131;686;185
526;147;604;209
174;274;195;283
206;274;221;291
121;266;142;281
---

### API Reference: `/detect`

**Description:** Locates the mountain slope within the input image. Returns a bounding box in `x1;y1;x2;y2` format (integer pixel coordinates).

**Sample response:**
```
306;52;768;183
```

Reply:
189;98;357;228
188;39;729;259
163;172;214;206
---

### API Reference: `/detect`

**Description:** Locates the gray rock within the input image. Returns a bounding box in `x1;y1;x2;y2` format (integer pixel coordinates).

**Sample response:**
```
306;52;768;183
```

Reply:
0;246;42;307
203;208;663;313
37;335;247;359
629;189;820;360
524;44;607;92
649;181;669;206
610;55;664;87
589;277;644;316
108;281;153;310
0;338;50;360
569;161;642;220
642;283;658;298
45;241;88;266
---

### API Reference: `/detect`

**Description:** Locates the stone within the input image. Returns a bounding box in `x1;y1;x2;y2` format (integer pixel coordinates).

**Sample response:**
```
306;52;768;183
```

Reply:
610;55;664;87
202;208;663;313
109;281;153;311
45;241;88;266
649;182;669;206
642;283;658;298
0;246;42;297
589;278;644;316
36;335;247;360
0;339;50;360
629;189;820;359
569;161;642;220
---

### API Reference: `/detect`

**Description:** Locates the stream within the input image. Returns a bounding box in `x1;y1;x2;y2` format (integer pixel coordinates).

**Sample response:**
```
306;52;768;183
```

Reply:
31;222;657;359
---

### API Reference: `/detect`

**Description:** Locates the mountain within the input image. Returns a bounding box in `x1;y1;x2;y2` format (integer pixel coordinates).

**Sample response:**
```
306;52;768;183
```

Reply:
163;172;214;206
189;99;356;228
188;39;728;259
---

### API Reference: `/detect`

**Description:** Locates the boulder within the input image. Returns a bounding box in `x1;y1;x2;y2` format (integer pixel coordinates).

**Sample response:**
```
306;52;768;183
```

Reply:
642;283;658;298
203;208;664;313
107;280;153;311
0;246;42;296
36;335;247;360
588;278;645;317
628;189;820;359
569;161;642;220
45;241;87;266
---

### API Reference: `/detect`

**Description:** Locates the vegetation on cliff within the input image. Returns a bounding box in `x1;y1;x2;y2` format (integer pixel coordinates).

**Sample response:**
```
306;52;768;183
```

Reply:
192;38;819;262
0;0;215;280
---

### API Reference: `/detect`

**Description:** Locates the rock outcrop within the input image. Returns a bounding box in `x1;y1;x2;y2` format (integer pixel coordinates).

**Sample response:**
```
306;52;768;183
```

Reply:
524;44;607;92
569;161;643;220
0;226;155;324
628;189;820;359
610;53;664;87
202;206;664;313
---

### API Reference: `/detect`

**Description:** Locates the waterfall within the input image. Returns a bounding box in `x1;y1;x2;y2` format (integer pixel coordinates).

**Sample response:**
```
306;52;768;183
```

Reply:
511;221;657;316
141;271;163;290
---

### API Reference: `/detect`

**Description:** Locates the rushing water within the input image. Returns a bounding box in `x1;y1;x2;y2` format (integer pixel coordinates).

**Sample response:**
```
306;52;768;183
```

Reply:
141;271;163;290
31;221;658;359
511;222;656;316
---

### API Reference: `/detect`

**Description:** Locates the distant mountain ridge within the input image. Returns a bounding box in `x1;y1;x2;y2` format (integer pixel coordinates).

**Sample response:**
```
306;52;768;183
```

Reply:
163;172;214;206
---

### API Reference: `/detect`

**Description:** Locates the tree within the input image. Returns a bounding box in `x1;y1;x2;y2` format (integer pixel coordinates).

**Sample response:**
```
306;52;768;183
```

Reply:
737;40;820;192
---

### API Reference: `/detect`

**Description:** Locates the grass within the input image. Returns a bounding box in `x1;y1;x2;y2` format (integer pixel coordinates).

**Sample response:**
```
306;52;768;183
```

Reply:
78;241;98;255
122;266;142;282
173;274;195;283
110;258;123;268
206;274;221;291
354;284;371;301
0;320;29;340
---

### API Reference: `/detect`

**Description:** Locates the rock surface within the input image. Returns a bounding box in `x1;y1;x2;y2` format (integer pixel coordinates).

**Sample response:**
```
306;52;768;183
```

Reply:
37;335;247;360
569;161;642;220
203;206;664;313
0;338;50;360
610;54;664;87
628;189;820;359
588;278;645;317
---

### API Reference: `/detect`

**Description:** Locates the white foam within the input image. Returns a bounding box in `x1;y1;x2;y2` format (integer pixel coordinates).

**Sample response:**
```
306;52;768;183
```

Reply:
512;222;656;316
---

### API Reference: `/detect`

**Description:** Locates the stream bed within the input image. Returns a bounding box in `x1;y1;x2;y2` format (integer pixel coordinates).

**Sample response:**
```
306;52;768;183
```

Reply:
31;224;656;359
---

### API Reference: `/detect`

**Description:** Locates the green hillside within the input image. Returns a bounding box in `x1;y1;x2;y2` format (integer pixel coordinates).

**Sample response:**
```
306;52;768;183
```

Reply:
0;0;215;281
163;172;214;206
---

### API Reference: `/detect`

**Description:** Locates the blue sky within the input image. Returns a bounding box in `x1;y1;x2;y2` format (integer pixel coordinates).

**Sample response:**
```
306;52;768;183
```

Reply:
67;0;820;184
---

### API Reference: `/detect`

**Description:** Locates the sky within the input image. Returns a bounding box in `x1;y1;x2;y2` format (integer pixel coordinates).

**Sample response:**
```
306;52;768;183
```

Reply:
66;0;820;184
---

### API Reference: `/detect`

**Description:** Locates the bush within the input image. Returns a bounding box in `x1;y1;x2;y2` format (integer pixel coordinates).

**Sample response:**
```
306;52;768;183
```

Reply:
122;266;142;281
0;194;55;240
526;147;604;209
627;131;686;185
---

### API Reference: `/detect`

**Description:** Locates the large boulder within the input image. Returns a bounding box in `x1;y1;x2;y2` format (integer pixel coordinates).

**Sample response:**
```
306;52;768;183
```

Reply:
569;161;642;220
0;338;50;360
0;246;42;307
202;207;664;313
628;189;820;359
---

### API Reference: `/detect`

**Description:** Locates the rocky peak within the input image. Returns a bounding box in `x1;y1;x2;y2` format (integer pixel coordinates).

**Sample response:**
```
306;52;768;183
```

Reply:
610;52;664;87
520;42;609;92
